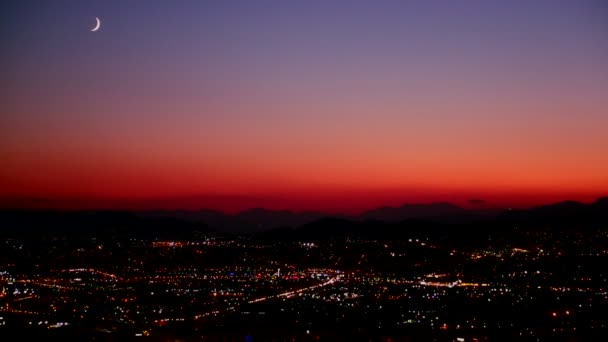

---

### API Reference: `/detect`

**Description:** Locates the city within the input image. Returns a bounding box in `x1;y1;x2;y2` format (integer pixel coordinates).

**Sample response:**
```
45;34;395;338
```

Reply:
1;200;607;341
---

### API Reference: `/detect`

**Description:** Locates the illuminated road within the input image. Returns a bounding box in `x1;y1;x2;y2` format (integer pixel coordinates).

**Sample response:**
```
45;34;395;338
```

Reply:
189;276;340;321
248;276;339;304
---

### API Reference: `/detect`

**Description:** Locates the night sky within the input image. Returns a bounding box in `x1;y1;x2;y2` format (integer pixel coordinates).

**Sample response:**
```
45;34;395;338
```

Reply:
2;0;608;212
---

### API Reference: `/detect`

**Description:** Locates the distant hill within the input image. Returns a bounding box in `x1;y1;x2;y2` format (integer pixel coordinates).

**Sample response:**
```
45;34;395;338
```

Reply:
137;208;328;233
360;202;468;222
253;197;608;242
137;202;494;233
499;197;608;228
0;197;606;239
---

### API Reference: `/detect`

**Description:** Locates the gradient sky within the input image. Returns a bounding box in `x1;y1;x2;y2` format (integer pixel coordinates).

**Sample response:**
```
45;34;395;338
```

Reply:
2;0;608;212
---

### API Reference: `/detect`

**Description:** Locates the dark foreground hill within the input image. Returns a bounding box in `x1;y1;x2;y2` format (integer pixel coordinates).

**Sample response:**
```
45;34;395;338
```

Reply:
0;210;208;239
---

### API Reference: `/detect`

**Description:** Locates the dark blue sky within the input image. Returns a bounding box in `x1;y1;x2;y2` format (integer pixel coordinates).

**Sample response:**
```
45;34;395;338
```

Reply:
2;0;608;211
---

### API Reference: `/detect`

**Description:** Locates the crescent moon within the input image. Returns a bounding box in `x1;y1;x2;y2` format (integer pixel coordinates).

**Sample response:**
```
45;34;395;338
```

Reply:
91;17;101;32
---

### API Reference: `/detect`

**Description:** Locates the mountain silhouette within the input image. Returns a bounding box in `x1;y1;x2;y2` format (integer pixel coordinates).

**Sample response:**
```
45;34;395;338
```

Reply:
360;202;468;221
499;197;608;228
138;203;476;232
0;197;606;238
137;208;328;233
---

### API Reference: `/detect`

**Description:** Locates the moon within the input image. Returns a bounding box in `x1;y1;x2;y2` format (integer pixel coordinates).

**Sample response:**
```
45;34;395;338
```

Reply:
91;17;101;32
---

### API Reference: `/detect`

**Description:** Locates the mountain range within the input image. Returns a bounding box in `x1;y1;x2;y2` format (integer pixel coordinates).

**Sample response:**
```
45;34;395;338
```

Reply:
1;197;606;239
135;202;506;233
0;197;608;242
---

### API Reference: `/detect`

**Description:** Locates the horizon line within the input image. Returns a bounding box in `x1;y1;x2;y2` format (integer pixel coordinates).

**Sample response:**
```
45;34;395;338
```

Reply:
0;195;605;216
